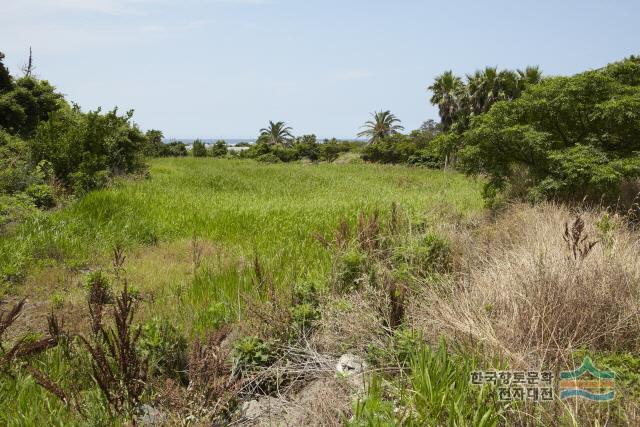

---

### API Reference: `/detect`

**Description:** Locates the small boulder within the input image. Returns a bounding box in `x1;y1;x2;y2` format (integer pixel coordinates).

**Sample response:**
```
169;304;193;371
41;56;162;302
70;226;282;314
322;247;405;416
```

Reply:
335;353;368;376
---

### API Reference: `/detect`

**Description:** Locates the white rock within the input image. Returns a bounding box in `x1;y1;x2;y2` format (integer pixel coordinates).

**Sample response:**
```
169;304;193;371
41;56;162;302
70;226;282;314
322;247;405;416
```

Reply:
335;354;368;376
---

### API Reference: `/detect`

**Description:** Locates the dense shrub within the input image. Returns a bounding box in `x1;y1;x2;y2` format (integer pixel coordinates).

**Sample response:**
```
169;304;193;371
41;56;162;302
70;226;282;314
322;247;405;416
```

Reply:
243;137;360;163
255;152;281;163
25;184;55;208
362;130;441;166
161;141;188;157
460;56;640;204
29;107;146;193
0;130;39;194
192;139;207;157
209;140;228;157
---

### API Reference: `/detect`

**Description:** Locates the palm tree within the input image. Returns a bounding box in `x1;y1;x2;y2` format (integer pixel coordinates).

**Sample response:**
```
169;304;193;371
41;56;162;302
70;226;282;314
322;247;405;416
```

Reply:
517;66;543;91
357;110;404;144
428;71;463;130
467;67;505;115
259;121;293;146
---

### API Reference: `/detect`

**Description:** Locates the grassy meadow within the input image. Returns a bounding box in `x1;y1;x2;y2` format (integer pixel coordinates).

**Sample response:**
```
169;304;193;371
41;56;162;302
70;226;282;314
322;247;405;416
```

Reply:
1;157;482;336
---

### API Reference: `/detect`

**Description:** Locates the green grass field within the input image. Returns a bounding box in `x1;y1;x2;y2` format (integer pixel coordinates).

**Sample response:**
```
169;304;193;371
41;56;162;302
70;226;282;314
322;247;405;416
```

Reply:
2;157;483;293
0;158;484;424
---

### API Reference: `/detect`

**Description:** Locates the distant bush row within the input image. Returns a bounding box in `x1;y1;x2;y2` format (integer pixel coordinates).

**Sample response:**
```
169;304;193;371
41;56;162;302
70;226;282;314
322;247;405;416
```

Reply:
153;134;365;163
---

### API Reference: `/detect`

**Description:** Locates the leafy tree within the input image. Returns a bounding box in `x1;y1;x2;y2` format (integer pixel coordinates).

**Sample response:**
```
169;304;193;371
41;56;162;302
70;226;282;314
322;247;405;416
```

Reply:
0;52;12;93
192;139;207;157
259;121;293;146
0;76;63;138
357;110;404;144
143;129;164;157
459;56;640;204
209;140;228;157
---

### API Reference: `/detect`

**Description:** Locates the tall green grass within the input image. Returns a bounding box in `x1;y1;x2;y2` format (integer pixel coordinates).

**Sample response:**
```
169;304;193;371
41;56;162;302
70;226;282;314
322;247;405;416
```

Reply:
1;158;483;289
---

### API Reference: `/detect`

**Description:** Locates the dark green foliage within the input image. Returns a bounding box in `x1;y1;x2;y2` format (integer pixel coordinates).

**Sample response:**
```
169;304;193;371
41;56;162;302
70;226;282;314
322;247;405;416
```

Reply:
209;140;228;157
393;232;451;277
460;56;640;204
0;52;149;215
0;52;12;93
293;134;320;160
0;130;39;195
143;129;164;157
0;76;63;139
191;139;207;157
29;106;146;193
161;141;188;157
336;248;368;292
319;138;356;161
292;281;320;306
25;184;55;208
244;137;359;163
361;130;441;166
362;134;418;163
139;317;188;383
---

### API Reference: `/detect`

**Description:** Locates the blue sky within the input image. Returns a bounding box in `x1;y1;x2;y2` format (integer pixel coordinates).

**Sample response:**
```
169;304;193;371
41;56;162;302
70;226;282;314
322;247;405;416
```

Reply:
1;0;638;139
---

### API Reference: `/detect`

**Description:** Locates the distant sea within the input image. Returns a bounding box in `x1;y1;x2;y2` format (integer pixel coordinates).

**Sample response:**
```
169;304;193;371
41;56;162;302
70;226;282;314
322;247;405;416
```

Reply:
164;138;255;146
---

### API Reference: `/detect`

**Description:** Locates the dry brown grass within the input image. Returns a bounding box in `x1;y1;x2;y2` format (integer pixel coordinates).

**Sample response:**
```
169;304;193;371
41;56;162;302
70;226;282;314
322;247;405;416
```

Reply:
311;284;389;355
409;202;640;369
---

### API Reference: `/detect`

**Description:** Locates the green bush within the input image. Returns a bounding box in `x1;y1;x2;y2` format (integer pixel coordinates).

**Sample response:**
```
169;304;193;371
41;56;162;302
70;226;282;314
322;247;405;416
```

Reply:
292;134;320;160
25;184;55;208
255;153;281;163
160;141;188;157
0;193;38;230
0;130;39;194
362;134;419;163
293;281;320;306
191;139;207;157
139;317;188;382
209;140;228;157
30;107;146;193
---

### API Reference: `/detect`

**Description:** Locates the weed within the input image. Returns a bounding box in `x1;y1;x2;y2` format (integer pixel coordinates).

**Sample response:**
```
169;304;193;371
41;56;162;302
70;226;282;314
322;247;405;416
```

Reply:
232;336;274;376
139;317;188;383
563;215;598;261
80;281;148;416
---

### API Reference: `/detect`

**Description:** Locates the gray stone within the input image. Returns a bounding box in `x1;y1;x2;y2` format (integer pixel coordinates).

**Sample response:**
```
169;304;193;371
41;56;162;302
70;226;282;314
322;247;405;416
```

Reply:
335;353;368;376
